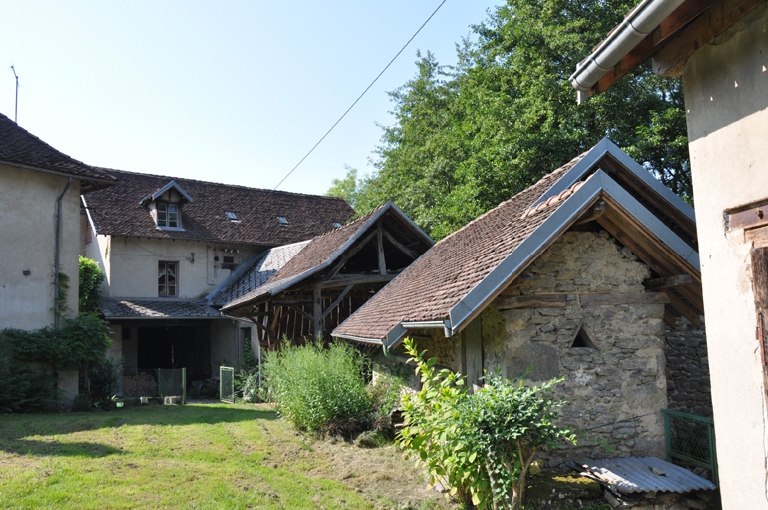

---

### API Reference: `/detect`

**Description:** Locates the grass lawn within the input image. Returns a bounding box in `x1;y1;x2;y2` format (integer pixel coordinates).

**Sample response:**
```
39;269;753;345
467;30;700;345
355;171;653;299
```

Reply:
0;402;458;510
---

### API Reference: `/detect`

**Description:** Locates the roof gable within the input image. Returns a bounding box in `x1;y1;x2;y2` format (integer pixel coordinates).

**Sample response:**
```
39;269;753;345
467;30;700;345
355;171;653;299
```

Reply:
220;202;433;313
139;180;194;205
332;142;701;348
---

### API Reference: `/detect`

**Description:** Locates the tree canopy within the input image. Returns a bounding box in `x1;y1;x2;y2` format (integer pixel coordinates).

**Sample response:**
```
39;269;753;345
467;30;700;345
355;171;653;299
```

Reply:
329;0;690;240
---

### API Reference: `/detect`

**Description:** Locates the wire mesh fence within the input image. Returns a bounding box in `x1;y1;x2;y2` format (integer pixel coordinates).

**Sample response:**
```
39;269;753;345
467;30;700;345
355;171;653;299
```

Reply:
122;368;186;404
220;366;235;403
662;408;717;485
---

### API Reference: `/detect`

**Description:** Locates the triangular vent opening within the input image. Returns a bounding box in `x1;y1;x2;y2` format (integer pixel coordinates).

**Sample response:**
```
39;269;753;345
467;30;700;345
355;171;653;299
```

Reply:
570;323;597;349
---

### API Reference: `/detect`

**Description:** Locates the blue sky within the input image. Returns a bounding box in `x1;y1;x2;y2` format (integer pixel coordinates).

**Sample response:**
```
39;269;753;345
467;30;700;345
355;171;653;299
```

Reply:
1;1;500;195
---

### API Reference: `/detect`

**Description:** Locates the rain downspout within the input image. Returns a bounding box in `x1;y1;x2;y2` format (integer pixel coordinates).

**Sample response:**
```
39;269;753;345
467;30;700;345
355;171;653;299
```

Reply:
54;177;72;329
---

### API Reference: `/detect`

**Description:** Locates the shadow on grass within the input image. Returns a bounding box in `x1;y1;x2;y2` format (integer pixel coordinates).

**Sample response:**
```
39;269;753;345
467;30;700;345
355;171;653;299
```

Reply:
0;403;278;458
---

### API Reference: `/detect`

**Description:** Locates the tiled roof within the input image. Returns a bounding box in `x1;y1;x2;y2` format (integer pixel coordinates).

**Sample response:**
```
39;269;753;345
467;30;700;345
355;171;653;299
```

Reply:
100;298;221;319
208;241;310;307
221;202;433;311
332;154;584;343
0;112;116;183
83;168;355;245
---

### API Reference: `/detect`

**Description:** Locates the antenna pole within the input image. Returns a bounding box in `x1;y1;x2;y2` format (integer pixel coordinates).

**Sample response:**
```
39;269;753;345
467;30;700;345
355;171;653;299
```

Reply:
10;65;18;123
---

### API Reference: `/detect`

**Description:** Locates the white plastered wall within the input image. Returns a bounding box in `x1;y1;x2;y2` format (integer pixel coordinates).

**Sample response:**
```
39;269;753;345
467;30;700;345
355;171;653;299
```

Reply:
683;4;768;507
0;165;80;329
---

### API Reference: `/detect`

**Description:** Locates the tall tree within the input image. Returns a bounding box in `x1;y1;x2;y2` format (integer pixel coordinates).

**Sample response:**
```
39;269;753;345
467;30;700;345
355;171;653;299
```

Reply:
346;0;690;239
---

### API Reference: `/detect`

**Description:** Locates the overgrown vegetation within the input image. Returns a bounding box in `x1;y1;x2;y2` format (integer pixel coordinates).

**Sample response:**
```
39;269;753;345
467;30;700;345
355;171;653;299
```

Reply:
398;338;576;510
0;257;114;412
78;255;106;314
262;341;404;441
263;341;373;437
235;339;261;401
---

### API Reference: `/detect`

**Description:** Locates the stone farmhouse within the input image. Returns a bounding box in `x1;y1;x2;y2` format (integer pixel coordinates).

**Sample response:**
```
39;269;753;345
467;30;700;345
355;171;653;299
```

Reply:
334;139;711;463
0;113;117;397
570;0;768;505
82;167;354;381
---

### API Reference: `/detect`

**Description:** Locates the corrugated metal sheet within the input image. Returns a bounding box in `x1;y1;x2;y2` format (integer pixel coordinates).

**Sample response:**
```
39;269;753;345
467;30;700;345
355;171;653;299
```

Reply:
577;457;716;494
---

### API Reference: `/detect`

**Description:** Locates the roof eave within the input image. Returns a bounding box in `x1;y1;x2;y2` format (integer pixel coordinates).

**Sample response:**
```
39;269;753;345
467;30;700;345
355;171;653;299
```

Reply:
569;0;687;102
447;170;700;336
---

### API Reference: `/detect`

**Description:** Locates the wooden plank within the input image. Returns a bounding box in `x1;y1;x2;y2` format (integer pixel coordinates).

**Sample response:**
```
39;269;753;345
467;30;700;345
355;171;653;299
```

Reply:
653;0;765;77
729;203;768;231
312;286;323;341
664;308;679;328
751;247;768;398
746;225;768;248
580;292;670;307
383;230;420;259
377;222;387;276
321;285;354;321
665;290;703;327
319;274;395;289
643;274;693;290
324;229;379;280
497;294;568;310
499;286;522;297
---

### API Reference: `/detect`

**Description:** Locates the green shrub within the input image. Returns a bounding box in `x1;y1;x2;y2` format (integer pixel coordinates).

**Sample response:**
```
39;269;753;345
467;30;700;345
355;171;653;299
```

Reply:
89;357;122;409
398;337;576;510
263;341;372;437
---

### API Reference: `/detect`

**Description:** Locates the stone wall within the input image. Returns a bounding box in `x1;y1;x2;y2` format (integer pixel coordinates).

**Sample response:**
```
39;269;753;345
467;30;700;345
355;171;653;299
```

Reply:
664;317;712;417
489;230;668;463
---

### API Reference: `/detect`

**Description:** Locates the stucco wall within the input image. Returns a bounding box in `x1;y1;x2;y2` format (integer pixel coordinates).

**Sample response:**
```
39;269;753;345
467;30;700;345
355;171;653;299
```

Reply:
491;230;667;463
90;235;258;298
0;165;80;329
683;3;768;506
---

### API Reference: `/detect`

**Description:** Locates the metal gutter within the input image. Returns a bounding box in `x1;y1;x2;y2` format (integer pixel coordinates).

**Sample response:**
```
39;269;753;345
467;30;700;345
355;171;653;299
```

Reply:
532;138;695;223
569;0;686;102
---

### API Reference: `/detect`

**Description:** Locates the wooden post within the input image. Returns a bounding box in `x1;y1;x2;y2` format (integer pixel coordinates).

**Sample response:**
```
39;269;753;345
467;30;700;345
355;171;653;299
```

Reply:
313;285;323;341
752;247;768;399
377;222;387;276
462;318;483;392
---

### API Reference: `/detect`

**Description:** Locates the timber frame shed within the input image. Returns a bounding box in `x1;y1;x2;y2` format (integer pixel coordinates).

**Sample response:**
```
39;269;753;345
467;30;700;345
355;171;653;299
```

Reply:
217;202;433;347
332;139;702;349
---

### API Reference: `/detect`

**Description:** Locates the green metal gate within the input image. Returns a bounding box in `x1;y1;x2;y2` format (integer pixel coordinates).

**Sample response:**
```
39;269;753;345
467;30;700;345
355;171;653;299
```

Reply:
220;366;235;403
662;409;718;485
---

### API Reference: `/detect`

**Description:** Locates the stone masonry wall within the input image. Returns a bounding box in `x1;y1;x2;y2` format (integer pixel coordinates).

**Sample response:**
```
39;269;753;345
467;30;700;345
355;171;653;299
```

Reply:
488;230;668;464
664;317;712;417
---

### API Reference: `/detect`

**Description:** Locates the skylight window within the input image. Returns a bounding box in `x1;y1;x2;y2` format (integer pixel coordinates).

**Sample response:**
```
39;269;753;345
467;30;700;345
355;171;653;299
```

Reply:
277;216;289;225
226;211;239;222
332;221;342;229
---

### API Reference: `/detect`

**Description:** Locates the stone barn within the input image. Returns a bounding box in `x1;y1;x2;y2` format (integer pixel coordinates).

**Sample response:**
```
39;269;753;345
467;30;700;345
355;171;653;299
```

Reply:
333;139;710;463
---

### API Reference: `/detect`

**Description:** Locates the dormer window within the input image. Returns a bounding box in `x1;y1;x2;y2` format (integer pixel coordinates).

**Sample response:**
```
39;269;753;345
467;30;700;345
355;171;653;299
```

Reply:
157;202;179;228
139;180;193;231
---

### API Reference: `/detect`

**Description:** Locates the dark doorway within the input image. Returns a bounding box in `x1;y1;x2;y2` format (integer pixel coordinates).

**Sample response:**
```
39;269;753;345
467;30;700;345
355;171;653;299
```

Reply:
137;325;211;381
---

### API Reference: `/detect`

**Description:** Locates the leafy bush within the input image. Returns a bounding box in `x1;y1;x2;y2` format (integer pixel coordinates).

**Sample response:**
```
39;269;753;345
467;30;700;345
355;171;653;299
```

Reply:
263;341;372;437
89;357;122;409
0;337;55;413
78;256;106;314
398;337;576;510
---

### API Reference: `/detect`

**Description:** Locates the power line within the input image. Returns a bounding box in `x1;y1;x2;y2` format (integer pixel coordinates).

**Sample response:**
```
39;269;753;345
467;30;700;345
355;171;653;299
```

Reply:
267;0;449;194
